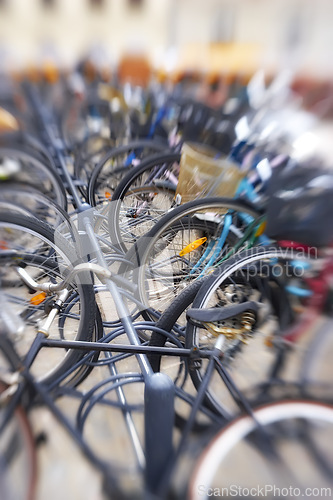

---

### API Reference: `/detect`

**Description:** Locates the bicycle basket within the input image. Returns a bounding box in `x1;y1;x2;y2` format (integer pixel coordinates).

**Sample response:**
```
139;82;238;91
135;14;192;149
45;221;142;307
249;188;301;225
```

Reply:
175;142;245;204
265;162;333;247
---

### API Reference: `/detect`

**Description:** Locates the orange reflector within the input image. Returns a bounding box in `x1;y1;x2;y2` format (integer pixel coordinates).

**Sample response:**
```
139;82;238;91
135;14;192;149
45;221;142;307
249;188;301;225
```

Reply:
105;191;111;199
0;240;8;250
30;292;47;306
179;237;207;257
265;336;273;348
255;221;266;237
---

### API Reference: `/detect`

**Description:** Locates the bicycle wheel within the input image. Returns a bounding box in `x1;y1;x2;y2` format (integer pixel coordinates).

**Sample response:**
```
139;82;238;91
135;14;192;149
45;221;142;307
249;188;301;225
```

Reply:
0;214;98;386
0;132;57;176
0;147;67;211
0;382;37;500
188;400;333;500
73;134;115;199
87;139;169;206
124;197;262;322
185;246;295;416
0;251;98;387
0;211;74;263
109;152;179;252
0;183;69;229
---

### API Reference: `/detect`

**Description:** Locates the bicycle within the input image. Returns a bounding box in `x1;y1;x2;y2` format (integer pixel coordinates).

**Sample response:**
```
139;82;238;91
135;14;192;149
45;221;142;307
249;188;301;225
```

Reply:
1;296;333;499
148;160;333;415
1;75;331;500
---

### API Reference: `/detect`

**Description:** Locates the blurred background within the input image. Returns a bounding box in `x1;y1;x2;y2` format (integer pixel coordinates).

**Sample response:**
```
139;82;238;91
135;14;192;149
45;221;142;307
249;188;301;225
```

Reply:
0;0;332;87
1;0;332;161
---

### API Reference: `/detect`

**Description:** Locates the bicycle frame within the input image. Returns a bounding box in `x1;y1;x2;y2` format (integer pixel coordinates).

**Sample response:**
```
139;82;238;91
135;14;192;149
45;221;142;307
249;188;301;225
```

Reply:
0;315;271;498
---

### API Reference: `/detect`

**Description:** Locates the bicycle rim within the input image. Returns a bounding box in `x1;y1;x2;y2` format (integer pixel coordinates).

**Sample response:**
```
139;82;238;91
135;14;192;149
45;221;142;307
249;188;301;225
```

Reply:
185;247;296;416
189;400;333;499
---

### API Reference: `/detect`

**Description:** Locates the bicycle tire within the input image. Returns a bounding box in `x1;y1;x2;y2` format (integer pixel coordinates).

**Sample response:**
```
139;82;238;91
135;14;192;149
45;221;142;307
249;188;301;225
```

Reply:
73;134;115;199
87;139;169;206
0;251;98;387
121;197;261;323
188;399;333;500
0;147;67;211
0;131;57;174
148;278;205;372
109;151;179;252
0;182;70;229
0;213;97;386
185;246;298;416
0;211;74;263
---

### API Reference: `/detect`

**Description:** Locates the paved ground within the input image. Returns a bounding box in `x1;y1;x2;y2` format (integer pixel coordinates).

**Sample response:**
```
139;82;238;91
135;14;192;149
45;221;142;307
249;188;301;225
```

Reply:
28;305;333;500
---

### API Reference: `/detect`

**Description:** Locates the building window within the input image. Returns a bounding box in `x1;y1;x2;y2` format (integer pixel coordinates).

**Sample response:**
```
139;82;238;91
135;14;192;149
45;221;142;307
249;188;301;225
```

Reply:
212;4;236;43
128;0;144;8
41;0;56;8
89;0;104;8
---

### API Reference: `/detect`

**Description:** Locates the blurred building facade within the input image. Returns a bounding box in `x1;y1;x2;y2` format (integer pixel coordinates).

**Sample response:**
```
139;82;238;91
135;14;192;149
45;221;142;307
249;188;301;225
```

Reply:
0;0;332;79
